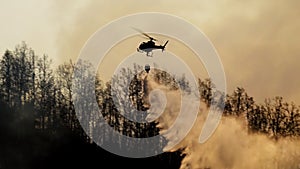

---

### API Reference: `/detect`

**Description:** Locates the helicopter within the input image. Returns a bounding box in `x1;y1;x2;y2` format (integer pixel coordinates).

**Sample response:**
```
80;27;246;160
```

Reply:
134;29;169;56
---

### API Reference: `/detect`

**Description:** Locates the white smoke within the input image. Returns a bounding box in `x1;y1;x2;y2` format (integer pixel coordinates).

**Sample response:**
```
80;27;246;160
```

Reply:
146;73;300;169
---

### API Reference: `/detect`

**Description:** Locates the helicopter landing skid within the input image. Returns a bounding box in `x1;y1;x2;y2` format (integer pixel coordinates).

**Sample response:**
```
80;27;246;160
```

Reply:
137;48;153;57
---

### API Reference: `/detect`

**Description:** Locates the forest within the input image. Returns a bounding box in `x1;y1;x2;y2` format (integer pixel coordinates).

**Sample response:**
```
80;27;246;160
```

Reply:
0;42;299;169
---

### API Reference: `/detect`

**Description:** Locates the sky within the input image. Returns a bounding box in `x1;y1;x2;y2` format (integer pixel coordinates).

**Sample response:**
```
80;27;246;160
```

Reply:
0;0;299;103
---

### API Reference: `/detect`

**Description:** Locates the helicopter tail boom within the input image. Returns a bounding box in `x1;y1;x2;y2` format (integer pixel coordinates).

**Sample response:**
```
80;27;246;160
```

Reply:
161;40;169;52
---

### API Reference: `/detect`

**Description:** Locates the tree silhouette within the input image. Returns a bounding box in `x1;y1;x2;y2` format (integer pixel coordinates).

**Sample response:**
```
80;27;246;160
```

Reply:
0;50;14;105
55;60;78;131
1;41;300;169
196;78;300;138
35;54;55;130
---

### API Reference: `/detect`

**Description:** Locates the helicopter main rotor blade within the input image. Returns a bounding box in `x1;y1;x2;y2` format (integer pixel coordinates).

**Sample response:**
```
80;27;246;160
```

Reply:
131;27;157;41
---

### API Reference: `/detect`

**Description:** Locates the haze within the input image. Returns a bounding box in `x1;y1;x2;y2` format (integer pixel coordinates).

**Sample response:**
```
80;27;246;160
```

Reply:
0;0;299;103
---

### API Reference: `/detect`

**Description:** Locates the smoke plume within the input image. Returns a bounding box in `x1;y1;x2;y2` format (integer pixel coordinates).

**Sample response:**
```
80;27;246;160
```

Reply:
146;73;300;169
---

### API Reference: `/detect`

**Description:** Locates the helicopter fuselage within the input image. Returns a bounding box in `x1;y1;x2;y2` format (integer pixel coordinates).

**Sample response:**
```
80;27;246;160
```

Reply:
137;40;168;56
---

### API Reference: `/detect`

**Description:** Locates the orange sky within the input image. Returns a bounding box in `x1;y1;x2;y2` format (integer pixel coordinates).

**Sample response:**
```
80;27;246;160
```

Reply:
0;0;300;103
